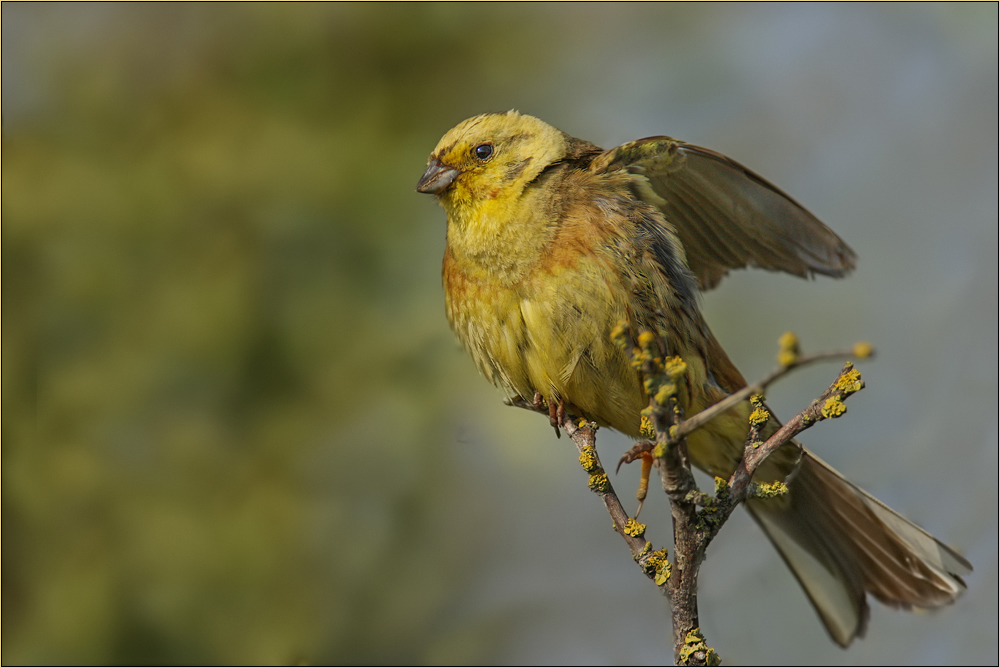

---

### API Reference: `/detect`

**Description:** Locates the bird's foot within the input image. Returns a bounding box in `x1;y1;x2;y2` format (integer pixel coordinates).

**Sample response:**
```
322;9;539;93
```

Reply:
617;440;656;518
546;397;566;439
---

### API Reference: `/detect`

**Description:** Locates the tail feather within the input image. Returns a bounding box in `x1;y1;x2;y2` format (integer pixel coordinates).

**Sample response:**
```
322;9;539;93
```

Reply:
698;328;970;645
747;448;971;647
806;451;971;605
749;498;869;646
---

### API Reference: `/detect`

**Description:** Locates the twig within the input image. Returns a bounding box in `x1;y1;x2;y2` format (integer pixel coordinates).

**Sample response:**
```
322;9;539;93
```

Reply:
726;360;865;506
649;358;867;665
670;341;873;445
505;396;672;587
506;333;871;666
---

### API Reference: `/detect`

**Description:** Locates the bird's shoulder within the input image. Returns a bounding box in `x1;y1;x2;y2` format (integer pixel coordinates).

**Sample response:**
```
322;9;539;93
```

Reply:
521;164;700;319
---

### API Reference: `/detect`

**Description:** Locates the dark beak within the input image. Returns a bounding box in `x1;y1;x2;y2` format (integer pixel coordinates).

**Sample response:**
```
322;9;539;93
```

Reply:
416;159;460;195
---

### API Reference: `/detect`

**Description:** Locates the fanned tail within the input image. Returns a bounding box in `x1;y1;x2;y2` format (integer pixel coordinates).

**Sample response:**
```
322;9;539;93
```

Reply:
747;449;972;647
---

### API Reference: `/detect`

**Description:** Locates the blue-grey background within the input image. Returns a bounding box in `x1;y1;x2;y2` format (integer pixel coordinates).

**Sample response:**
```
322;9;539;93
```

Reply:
3;3;996;665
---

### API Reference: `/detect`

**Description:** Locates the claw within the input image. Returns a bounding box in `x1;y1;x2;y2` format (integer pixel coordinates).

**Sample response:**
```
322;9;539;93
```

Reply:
616;440;656;474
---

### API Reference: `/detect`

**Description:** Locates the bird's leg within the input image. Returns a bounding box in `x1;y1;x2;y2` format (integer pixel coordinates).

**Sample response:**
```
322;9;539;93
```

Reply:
547;398;566;439
529;392;566;438
617;440;656;518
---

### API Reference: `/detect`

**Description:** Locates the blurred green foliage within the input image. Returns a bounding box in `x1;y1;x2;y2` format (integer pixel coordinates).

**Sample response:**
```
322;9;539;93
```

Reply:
2;4;552;663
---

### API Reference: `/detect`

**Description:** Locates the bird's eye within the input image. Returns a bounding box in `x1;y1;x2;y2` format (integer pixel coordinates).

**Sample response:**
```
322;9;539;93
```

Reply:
472;143;494;161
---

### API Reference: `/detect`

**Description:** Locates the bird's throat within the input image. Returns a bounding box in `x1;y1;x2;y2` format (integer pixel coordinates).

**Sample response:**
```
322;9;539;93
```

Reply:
443;186;558;285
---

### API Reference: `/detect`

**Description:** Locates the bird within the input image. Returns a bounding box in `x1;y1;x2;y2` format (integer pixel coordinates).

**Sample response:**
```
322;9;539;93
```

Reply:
416;110;971;647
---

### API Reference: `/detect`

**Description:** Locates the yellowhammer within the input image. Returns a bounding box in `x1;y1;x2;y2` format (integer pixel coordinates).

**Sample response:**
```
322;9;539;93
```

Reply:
417;110;970;647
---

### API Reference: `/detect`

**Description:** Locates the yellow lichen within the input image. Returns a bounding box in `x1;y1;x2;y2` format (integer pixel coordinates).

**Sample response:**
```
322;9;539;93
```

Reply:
643;549;670;585
578;446;599;473
623;518;646;537
654;561;671;585
588;473;611;493
663;356;687;380
822;397;847;419
747;480;789;499
654;383;678;405
853;341;874;359
610;320;630;350
643;548;672;585
777;330;800;366
748;406;770;426
686;489;712;507
835;365;864;394
778;331;799;350
713;476;730;501
639;415;655;439
680;628;721;666
637;330;657;350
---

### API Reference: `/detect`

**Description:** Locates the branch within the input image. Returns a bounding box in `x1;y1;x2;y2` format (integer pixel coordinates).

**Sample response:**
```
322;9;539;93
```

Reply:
639;334;868;666
505;396;672;588
507;331;872;666
627;333;716;666
726;360;865;506
669;335;874;445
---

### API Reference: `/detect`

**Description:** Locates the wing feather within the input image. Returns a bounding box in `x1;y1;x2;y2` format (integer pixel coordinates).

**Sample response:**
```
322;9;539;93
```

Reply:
590;137;857;290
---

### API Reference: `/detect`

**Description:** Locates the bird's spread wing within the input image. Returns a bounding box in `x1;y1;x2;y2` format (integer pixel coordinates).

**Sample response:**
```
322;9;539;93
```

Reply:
589;137;857;290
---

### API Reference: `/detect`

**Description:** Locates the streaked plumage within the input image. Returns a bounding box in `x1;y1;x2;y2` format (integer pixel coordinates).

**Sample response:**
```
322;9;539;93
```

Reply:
417;110;971;647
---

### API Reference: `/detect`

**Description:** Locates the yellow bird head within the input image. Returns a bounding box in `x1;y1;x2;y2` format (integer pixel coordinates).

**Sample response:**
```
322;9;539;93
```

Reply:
416;110;569;207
